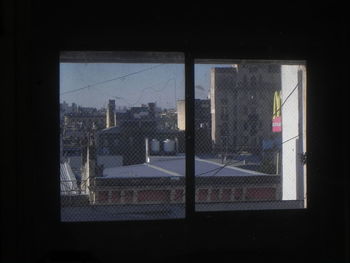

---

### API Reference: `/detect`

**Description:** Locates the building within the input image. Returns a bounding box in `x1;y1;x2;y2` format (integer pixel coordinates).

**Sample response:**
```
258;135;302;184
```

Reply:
87;157;280;206
158;108;177;130
97;102;185;165
63;112;105;130
61;109;105;158
97;125;185;165
80;133;104;195
176;100;185;130
73;127;280;209
194;99;211;153
210;64;281;154
106;99;116;128
177;99;212;153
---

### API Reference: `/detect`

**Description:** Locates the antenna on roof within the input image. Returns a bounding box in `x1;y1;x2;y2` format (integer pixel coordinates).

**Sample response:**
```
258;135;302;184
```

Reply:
145;137;150;163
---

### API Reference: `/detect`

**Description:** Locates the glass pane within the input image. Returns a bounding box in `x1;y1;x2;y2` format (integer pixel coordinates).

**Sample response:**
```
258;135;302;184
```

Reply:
194;60;306;211
60;52;185;221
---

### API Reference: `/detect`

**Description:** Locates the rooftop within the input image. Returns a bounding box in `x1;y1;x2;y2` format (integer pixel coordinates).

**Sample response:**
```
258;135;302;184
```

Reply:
102;156;267;179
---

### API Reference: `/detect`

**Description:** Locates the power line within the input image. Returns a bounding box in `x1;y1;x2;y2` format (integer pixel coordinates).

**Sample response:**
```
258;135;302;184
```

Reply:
195;144;247;176
128;78;176;107
195;133;301;177
60;64;165;95
202;80;302;177
195;159;245;176
274;80;300;115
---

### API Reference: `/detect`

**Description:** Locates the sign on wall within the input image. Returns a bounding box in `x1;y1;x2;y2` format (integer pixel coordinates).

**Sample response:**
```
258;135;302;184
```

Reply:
272;91;282;133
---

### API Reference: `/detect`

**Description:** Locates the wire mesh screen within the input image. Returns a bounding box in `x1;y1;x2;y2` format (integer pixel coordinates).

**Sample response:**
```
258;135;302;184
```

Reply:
194;61;306;211
60;52;186;221
60;54;307;221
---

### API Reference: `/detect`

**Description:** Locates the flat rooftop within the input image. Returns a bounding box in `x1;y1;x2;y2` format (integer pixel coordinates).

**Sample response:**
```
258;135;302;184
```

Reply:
103;157;266;179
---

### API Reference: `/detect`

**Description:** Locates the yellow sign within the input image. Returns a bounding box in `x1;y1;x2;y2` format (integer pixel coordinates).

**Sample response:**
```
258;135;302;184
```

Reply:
272;91;282;132
273;91;281;118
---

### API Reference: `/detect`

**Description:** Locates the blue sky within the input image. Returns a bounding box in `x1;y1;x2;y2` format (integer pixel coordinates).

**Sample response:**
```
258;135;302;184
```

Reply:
60;63;232;109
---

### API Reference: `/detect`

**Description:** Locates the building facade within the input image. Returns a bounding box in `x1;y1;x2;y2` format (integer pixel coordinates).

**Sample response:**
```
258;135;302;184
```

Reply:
106;99;116;128
177;99;212;153
211;64;281;154
88;158;280;205
97;102;185;165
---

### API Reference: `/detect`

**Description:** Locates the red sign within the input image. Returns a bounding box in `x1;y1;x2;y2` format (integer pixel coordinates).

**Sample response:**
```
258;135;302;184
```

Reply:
272;116;282;133
272;91;282;133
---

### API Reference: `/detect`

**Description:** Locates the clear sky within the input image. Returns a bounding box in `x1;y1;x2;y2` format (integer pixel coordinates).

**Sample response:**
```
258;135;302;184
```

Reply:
60;62;233;109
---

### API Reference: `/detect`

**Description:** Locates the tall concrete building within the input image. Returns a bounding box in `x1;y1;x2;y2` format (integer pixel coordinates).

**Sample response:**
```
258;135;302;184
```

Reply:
176;99;211;153
106;99;116;128
211;64;281;153
176;100;185;131
177;99;211;131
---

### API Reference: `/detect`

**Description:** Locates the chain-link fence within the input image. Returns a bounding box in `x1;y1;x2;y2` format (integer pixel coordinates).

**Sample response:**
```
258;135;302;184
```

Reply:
60;52;306;221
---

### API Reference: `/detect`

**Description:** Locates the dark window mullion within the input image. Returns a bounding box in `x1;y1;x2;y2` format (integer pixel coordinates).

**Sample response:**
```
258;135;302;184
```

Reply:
185;52;195;219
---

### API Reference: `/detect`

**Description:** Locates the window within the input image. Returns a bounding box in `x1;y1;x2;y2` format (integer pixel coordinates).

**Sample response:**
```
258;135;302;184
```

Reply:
221;189;232;201
60;51;185;221
197;189;209;202
111;191;121;203
97;191;109;203
234;188;243;201
60;54;307;222
195;60;306;211
210;189;220;202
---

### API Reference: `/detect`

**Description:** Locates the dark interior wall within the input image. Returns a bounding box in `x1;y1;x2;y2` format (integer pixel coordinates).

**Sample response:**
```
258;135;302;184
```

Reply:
2;1;348;262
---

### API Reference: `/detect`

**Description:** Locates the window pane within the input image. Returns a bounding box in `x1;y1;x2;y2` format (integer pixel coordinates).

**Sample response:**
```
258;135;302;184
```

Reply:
60;51;185;221
195;60;306;211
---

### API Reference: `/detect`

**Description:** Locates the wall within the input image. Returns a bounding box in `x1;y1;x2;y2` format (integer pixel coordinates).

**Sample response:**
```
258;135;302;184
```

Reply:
281;65;307;200
177;100;186;131
5;1;347;262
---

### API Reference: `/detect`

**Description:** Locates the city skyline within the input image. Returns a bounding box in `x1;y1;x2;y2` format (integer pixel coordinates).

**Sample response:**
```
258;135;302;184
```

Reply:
60;62;234;109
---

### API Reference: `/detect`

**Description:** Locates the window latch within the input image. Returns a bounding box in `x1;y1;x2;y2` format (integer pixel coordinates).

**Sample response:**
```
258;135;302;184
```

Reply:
299;152;307;165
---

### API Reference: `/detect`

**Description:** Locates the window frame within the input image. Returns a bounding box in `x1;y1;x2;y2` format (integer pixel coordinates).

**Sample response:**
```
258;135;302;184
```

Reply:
59;51;308;223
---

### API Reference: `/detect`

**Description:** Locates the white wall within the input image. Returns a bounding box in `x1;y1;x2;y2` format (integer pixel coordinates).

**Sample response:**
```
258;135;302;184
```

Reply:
281;65;306;201
176;100;186;131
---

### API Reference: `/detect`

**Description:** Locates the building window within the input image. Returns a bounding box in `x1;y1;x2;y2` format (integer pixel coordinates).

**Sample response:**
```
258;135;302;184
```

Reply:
210;189;220;202
197;189;209;202
221;189;232;201
111;191;121;203
233;188;243;201
137;190;171;203
124;190;134;204
245;187;276;201
173;189;184;202
97;191;109;203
